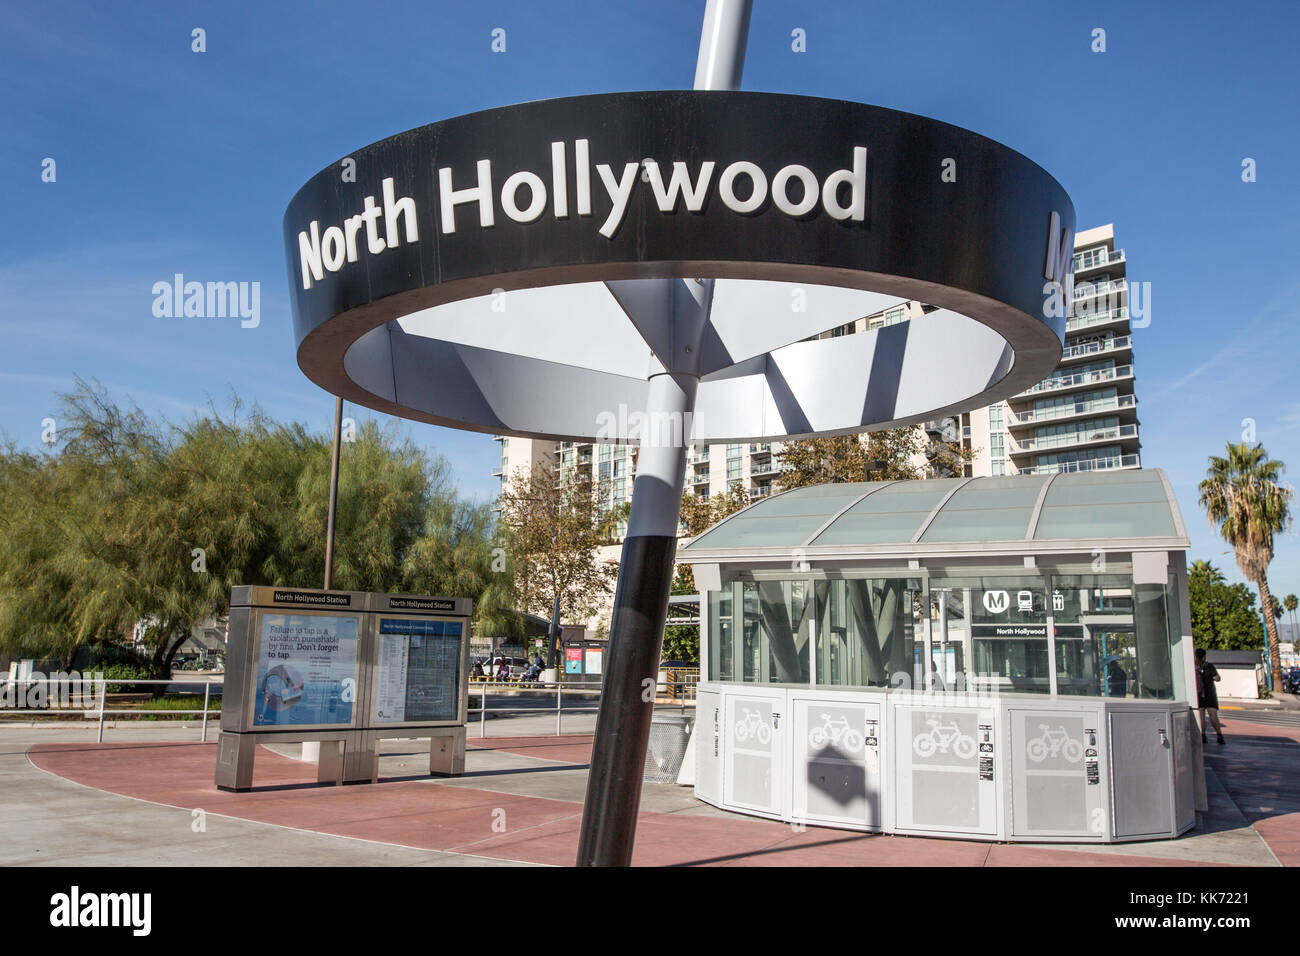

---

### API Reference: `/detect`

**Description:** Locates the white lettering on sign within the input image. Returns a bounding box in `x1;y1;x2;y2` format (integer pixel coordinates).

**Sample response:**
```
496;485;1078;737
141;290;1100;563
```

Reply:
297;143;870;290
1043;210;1075;303
298;177;419;290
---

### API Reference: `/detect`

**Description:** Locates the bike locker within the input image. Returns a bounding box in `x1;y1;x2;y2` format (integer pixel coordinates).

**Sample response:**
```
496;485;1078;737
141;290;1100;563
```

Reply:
788;688;886;831
1005;701;1109;841
890;690;1001;838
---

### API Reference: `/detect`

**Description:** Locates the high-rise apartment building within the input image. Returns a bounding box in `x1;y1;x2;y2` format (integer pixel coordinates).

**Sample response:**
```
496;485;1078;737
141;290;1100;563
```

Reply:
970;224;1140;477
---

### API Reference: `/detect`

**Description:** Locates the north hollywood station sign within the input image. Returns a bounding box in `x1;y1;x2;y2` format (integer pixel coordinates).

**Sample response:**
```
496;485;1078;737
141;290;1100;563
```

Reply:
283;92;1076;445
297;144;869;288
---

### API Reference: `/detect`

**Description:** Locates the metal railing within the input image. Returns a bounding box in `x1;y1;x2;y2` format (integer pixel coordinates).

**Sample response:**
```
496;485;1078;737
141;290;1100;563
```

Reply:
1012;423;1139;453
1009;394;1135;426
1060;335;1130;361
1025;364;1133;395
1073;278;1127;300
468;675;697;737
1073;248;1124;271
1025;453;1141;475
1066;306;1128;331
0;677;222;743
4;672;704;743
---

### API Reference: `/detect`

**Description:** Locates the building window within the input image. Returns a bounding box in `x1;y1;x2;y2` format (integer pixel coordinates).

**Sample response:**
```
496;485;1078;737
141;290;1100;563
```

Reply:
885;307;906;326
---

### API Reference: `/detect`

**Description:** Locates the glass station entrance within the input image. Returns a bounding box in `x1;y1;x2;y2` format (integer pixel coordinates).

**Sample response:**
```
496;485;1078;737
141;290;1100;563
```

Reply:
683;470;1204;844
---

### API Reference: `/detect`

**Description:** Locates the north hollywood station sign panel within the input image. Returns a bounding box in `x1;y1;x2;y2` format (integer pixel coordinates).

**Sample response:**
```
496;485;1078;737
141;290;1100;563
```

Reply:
283;92;1075;442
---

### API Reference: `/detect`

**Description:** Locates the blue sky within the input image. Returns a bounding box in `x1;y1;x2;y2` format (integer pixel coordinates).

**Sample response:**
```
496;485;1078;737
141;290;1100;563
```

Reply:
2;0;1298;602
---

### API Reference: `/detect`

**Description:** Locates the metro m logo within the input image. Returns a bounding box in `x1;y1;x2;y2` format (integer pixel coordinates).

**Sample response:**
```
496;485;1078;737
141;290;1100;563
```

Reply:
1042;210;1075;319
982;590;1010;614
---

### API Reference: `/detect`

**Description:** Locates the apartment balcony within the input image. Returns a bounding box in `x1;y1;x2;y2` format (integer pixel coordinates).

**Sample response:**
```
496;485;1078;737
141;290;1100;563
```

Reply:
1006;394;1138;432
750;461;782;477
751;484;774;499
1059;334;1132;366
689;448;711;464
749;443;772;456
1072;248;1125;274
1023;453;1141;476
1009;423;1140;459
1065;306;1129;335
1017;364;1135;399
1072;278;1127;304
691;470;710;485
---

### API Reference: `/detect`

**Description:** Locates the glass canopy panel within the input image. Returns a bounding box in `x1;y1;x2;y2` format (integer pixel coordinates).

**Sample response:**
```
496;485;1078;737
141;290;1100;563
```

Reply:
919;476;1047;542
920;507;1035;542
1034;502;1176;540
690;484;872;549
1041;471;1169;508
690;514;835;549
806;480;957;546
812;512;931;546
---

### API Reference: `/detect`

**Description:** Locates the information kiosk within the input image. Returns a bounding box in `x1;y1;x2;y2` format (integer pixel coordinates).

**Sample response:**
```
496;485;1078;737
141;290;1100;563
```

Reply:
214;587;471;791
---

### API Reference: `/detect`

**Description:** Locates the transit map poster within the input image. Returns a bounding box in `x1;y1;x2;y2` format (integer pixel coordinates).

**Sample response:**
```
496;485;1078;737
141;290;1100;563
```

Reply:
253;613;359;727
372;617;463;723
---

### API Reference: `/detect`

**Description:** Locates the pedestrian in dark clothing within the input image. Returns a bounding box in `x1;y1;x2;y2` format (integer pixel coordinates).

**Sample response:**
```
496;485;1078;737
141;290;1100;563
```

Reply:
1195;648;1225;745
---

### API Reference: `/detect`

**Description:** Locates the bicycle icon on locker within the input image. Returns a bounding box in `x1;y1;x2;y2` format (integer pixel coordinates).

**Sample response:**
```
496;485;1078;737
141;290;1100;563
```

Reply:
734;707;772;745
912;718;977;759
1026;724;1084;763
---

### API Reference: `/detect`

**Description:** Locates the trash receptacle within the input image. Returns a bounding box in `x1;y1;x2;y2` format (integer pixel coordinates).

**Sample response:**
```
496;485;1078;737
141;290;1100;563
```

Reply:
644;712;693;784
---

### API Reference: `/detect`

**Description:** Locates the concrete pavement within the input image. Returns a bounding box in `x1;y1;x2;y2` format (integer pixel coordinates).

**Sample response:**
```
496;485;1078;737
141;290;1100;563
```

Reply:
2;710;1295;866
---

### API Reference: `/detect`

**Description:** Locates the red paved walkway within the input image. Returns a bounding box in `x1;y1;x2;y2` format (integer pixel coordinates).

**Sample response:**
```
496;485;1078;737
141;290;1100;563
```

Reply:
1209;717;1300;866
26;735;1249;867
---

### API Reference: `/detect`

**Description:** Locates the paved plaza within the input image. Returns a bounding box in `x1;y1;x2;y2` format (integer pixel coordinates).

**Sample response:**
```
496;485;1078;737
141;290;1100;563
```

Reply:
1;706;1295;867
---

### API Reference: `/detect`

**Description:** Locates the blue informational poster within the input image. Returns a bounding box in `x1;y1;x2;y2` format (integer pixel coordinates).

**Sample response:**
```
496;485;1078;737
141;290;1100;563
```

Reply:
253;613;359;727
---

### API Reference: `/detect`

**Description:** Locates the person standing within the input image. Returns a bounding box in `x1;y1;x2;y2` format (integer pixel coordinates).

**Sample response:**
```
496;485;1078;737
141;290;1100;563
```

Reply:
1195;648;1226;745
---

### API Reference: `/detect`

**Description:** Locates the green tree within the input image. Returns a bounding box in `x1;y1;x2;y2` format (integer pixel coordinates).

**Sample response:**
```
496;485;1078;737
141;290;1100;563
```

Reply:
1188;559;1265;650
775;427;974;490
496;464;618;663
1285;593;1299;651
0;381;504;678
1198;442;1294;688
663;486;754;663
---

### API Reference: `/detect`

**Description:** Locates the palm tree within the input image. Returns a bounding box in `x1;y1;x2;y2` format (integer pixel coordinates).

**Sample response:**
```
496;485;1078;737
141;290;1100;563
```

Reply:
1198;443;1294;690
1287;593;1299;656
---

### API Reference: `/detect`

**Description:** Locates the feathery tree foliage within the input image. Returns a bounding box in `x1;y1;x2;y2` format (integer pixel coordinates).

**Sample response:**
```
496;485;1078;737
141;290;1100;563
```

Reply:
775;427;973;490
495;464;618;661
0;380;507;679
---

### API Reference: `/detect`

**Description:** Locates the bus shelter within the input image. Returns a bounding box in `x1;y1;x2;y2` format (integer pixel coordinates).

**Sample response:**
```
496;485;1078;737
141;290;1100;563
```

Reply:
680;469;1205;843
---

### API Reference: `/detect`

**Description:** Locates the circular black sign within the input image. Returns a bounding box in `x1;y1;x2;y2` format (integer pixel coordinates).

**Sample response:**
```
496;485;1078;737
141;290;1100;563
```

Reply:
284;91;1074;441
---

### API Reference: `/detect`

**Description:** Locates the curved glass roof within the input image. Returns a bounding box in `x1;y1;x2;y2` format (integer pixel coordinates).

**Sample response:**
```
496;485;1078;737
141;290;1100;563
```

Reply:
683;469;1187;554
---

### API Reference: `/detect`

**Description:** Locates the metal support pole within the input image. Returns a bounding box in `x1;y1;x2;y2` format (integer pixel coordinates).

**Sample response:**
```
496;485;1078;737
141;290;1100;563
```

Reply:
480;682;487;738
324;396;344;590
97;678;105;743
576;0;751;867
556;683;563;737
201;681;211;742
